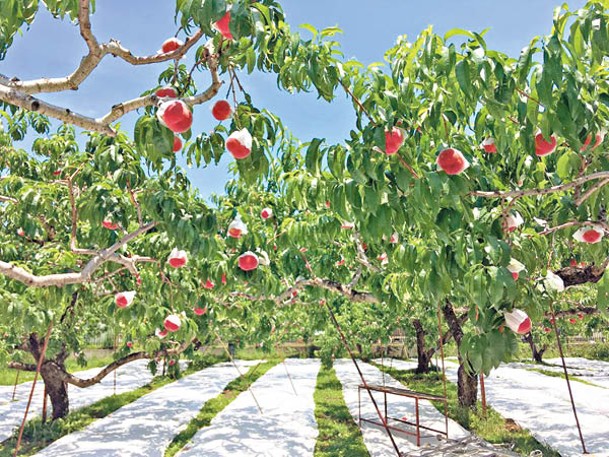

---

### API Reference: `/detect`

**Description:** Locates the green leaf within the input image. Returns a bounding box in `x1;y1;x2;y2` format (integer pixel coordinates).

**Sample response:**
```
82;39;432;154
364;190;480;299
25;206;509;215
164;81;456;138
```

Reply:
556;151;582;180
597;270;609;314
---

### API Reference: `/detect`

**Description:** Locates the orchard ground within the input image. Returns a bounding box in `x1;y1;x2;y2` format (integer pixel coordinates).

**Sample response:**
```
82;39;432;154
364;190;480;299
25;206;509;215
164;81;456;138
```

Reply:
2;341;609;457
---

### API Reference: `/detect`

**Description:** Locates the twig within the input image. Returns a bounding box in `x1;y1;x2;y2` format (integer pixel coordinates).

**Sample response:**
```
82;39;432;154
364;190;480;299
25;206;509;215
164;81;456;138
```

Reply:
539;220;608;236
339;80;375;124
126;180;143;226
575;178;609;206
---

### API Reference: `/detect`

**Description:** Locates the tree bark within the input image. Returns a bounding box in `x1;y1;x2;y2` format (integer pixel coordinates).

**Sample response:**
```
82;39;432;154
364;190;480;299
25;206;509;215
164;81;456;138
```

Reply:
442;301;478;408
412;319;432;374
39;361;70;420
457;364;479;408
523;332;546;364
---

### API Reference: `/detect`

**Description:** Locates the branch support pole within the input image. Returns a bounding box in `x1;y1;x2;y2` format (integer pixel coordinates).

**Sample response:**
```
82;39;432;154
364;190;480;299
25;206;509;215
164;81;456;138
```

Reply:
14;323;53;457
11;369;20;401
215;332;263;415
549;302;588;454
436;303;449;437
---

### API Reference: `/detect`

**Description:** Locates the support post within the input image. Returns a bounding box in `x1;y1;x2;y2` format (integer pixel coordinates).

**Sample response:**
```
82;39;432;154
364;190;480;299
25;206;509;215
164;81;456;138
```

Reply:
41;386;48;424
480;373;487;417
549;301;588;454
14;323;53;457
11;369;20;401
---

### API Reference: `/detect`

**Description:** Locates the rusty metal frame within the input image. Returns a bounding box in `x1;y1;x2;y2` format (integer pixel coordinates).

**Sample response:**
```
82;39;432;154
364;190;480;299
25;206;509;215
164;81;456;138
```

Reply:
358;383;449;447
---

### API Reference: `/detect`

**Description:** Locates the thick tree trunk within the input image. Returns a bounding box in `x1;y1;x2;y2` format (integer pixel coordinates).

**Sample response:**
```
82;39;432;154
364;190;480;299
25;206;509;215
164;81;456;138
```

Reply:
412;319;432;374
523;332;546;364
457;364;478;408
40;362;70;420
442;301;478;408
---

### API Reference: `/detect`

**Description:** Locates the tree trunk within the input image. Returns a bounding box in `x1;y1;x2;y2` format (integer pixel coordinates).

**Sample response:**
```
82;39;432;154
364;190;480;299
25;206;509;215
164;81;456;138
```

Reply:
457;364;478;408
523;332;546;364
39;362;70;420
412;319;432;374
442;301;478;408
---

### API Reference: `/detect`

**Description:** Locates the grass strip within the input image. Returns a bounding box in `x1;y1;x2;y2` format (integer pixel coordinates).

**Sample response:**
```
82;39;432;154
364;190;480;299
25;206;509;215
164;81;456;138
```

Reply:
525;367;602;387
372;363;560;457
164;360;278;457
313;364;369;457
0;357;224;457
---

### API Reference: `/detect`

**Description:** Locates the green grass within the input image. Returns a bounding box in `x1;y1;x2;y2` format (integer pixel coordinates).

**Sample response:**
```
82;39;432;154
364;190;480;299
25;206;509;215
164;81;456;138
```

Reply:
372;363;560;457
526;367;603;387
313;364;369;457
164;360;277;457
233;346;300;361
0;349;115;386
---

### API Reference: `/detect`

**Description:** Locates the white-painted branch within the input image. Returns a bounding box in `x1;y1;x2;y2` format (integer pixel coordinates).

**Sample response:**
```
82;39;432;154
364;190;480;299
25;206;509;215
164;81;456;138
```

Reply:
0;222;157;287
471;171;609;199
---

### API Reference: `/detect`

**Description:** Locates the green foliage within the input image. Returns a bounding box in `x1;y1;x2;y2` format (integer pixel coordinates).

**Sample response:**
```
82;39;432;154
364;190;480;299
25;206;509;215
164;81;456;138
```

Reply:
1;0;609;409
0;0;39;60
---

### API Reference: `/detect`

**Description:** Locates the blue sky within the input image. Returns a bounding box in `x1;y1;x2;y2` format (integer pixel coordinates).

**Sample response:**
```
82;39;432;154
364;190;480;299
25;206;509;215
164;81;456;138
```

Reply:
0;0;586;197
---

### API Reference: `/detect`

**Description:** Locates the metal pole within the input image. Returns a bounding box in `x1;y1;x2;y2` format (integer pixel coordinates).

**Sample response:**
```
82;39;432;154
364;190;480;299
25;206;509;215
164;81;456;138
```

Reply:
283;360;298;396
41;386;48;424
215;332;264;415
113;333;118;396
11;370;20;401
479;373;487;418
14;323;53;457
436;304;449;438
324;302;402;457
549;302;588;454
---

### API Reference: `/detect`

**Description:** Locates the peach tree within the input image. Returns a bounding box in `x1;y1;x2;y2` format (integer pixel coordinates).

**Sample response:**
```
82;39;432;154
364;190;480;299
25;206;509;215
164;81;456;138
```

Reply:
0;0;345;419
1;0;609;418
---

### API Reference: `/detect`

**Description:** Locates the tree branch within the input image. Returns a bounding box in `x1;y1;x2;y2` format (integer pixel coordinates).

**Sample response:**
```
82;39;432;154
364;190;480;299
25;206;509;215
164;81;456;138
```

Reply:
78;0;99;54
279;277;379;305
0;222;157;287
539;220;608;236
7;362;37;372
64;338;194;388
545;306;598;319
0;85;116;135
575;178;609;206
554;264;606;287
0;195;18;203
0;6;212;136
471;171;609;199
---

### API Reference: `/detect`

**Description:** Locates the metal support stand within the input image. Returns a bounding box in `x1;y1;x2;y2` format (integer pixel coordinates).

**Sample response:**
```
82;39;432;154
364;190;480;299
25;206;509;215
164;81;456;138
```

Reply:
324;301;402;457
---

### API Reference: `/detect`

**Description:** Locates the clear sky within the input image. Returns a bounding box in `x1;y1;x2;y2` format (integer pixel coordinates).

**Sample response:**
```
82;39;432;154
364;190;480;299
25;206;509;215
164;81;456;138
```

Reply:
0;0;586;197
